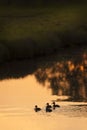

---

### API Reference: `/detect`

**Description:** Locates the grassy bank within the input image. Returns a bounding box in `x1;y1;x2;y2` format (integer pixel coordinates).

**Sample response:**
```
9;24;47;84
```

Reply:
0;3;87;62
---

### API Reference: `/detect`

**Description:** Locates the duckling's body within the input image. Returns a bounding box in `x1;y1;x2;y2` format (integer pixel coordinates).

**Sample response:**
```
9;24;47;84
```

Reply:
46;103;52;108
34;105;41;112
46;103;52;112
52;102;60;109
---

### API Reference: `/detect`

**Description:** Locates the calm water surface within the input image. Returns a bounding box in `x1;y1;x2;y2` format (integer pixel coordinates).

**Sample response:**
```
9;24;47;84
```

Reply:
0;49;87;130
0;75;87;130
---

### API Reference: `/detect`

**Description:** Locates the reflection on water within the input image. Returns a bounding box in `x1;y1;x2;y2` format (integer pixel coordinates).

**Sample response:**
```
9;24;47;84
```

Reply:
0;49;87;130
0;48;87;102
0;75;51;107
0;48;87;101
34;50;87;101
0;102;87;118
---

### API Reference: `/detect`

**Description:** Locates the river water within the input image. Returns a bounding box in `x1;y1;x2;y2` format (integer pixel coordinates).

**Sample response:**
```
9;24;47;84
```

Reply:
0;49;87;130
0;76;87;130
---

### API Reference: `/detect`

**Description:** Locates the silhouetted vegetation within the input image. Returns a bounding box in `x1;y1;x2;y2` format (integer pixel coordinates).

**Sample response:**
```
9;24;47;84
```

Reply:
0;48;87;101
0;1;87;63
0;0;87;6
34;50;87;101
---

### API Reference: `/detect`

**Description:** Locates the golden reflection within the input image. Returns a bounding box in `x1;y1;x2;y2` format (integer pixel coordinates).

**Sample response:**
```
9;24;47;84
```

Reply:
0;53;87;130
34;52;87;101
67;61;75;71
0;75;51;106
79;65;84;71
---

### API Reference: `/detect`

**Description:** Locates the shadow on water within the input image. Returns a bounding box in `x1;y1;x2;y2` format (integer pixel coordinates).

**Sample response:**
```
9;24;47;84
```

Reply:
0;47;87;101
0;59;37;79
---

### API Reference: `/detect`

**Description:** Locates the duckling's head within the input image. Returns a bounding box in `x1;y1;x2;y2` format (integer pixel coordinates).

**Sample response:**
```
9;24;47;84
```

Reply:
46;103;49;105
35;105;37;108
52;102;55;104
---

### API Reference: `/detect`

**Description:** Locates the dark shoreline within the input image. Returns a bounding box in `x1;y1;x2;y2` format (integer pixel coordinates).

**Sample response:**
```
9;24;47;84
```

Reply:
0;45;86;80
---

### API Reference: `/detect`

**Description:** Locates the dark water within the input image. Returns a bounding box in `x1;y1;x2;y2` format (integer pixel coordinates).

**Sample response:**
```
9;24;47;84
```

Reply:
0;47;87;101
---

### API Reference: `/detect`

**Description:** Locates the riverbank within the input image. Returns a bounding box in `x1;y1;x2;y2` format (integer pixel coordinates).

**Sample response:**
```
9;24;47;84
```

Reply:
0;2;87;62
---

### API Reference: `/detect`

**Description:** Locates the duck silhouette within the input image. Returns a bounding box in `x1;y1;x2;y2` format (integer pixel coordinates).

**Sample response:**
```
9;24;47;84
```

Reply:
46;103;52;112
46;103;52;108
52;102;60;110
34;105;41;112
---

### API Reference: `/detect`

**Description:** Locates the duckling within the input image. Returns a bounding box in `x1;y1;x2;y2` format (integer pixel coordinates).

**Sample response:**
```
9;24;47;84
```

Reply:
46;103;52;108
46;103;52;112
52;101;60;110
34;105;41;112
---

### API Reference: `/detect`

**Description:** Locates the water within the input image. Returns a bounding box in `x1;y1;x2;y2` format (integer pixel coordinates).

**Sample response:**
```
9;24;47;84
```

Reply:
0;75;87;130
0;49;87;130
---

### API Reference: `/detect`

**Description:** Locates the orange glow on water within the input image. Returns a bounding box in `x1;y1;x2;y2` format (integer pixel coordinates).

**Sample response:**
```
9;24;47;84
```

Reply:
0;52;87;130
67;61;75;71
0;75;51;107
79;65;84;71
0;75;87;130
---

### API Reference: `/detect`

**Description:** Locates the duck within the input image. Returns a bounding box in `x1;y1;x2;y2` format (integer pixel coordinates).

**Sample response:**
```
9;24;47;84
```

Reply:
52;101;60;110
34;105;41;112
46;103;52;108
46;103;52;112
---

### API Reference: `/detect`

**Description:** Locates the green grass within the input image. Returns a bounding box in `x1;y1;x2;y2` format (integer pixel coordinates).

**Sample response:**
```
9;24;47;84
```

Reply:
0;3;87;62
